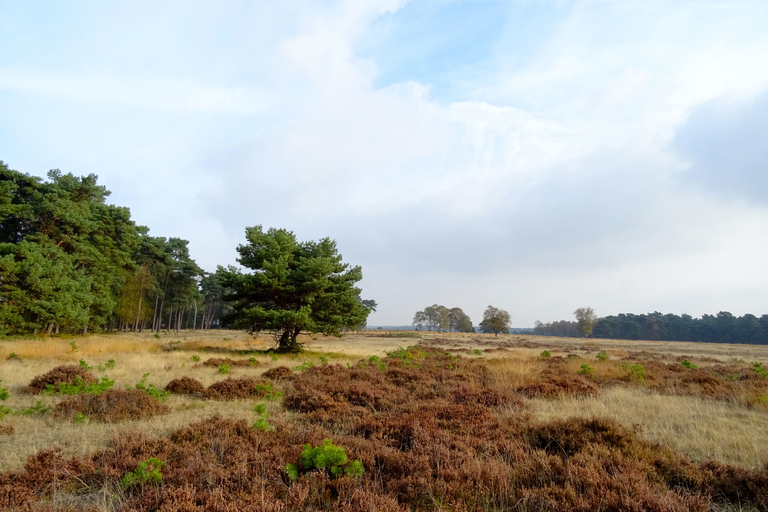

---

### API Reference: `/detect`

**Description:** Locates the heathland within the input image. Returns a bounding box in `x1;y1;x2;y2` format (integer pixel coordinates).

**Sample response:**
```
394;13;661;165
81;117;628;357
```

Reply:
1;330;768;511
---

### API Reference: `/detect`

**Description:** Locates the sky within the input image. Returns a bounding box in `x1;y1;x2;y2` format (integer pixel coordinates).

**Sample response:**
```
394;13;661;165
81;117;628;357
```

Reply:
1;0;768;327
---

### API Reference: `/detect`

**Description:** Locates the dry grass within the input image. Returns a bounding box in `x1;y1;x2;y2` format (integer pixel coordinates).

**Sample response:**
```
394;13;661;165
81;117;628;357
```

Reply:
2;328;768;510
529;386;768;469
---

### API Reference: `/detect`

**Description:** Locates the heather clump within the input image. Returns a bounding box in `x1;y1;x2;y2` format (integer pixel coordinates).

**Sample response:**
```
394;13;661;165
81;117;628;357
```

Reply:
53;389;170;423
202;377;282;400
164;376;205;395
201;357;258;368
262;365;294;380
27;365;96;394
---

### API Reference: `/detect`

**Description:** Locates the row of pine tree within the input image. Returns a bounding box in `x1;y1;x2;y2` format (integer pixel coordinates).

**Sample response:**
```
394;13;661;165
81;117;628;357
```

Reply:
0;161;228;335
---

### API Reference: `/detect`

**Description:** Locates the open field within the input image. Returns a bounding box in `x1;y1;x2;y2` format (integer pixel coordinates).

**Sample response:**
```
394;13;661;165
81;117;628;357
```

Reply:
1;329;768;511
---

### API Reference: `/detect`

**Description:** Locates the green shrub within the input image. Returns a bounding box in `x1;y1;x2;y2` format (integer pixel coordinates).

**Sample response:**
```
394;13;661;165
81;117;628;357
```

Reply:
252;412;272;432
752;362;768;378
0;405;11;418
121;457;164;488
131;373;170;400
191;354;200;362
0;380;8;401
255;381;282;401
283;463;299;482
681;359;697;369
726;373;739;382
45;375;115;396
622;363;646;382
578;363;593;376
17;400;50;415
218;363;231;374
69;340;78;352
596;352;609;361
319;356;328;364
296;439;364;479
253;403;267;415
467;349;483;356
95;359;116;372
73;412;89;424
249;357;258;366
154;333;161;339
540;350;551;358
292;361;314;372
79;359;91;370
7;352;19;360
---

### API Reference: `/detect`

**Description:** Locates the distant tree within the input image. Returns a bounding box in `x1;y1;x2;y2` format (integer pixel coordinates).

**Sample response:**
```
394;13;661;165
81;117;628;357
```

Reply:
412;310;427;330
413;304;450;331
479;305;510;337
449;307;473;332
220;226;370;352
574;307;598;338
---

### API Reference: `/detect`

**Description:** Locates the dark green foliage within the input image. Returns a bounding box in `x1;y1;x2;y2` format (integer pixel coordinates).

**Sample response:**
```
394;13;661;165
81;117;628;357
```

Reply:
596;351;609;361
219;226;372;352
0;160;207;334
0;163;144;334
592;311;768;344
479;305;511;336
0;380;8;401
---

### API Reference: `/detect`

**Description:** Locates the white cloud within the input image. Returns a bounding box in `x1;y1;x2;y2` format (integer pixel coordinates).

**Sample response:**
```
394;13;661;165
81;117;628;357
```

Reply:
3;0;768;326
0;69;273;115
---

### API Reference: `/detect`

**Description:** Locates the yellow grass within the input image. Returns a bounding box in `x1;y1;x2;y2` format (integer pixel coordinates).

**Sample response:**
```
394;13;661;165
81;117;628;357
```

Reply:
529;386;768;469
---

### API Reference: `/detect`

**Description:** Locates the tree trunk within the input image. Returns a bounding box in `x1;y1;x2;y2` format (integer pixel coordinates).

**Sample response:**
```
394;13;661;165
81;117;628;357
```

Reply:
156;271;170;331
192;299;198;330
151;293;160;332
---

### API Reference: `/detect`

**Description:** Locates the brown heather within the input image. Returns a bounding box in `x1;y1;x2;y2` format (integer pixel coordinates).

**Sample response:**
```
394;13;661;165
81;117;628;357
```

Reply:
53;390;171;423
27;365;97;394
200;376;274;400
262;365;295;381
201;356;258;368
163;376;205;395
0;331;767;511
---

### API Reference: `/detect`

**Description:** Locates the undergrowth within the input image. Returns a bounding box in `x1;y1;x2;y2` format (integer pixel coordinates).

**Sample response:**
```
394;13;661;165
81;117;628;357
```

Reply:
3;344;768;511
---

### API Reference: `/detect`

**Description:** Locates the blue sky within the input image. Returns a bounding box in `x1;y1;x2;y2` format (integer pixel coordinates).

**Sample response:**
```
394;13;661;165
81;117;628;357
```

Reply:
2;0;768;326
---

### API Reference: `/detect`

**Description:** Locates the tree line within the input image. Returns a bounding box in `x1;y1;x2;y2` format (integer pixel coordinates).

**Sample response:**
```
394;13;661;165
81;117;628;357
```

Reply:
0;162;232;335
0;162;375;349
592;311;768;344
412;304;512;336
534;309;768;345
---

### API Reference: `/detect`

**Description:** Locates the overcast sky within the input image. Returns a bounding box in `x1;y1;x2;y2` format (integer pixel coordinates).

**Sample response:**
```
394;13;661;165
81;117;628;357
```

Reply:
2;0;768;327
